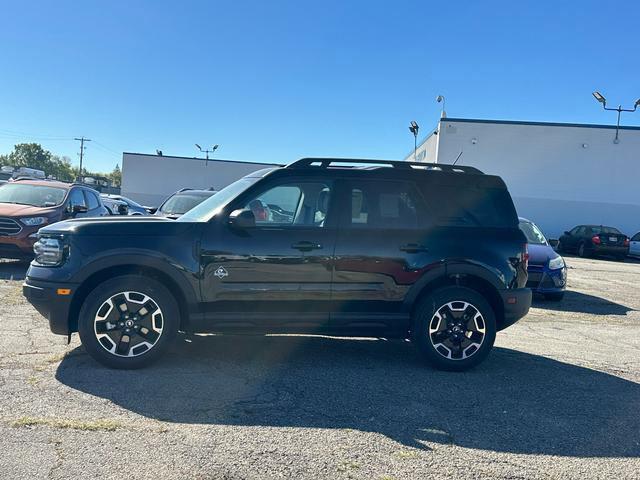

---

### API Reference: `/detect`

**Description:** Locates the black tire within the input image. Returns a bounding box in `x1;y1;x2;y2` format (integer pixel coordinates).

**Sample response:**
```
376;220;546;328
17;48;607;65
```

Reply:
616;256;625;262
543;292;565;301
577;242;587;258
412;286;497;372
78;275;179;369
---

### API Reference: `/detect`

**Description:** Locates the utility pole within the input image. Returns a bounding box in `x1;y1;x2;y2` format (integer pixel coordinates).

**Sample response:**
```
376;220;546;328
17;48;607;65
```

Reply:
74;137;91;179
409;121;419;161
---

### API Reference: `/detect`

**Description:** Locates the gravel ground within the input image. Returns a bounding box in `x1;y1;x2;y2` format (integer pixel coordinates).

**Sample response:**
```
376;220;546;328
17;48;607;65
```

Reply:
1;256;639;479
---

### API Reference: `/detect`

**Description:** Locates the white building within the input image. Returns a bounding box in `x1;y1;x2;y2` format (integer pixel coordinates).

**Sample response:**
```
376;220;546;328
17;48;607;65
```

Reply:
121;152;279;207
406;118;640;238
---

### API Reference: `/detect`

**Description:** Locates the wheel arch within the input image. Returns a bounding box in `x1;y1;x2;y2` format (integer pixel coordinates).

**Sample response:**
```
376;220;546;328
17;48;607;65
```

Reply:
407;265;506;331
68;258;197;333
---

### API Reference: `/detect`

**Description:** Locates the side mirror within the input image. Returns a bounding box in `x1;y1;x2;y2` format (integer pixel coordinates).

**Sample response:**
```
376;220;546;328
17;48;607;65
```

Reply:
548;239;559;248
71;204;88;216
147;207;158;214
117;204;128;215
564;231;571;236
228;209;255;229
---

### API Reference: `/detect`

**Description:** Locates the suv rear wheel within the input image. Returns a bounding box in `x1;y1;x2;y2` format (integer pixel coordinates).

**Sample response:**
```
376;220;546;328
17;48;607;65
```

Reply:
78;275;179;369
412;286;497;371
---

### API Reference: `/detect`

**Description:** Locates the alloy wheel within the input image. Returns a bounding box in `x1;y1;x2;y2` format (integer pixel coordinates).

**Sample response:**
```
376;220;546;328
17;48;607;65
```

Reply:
93;291;164;357
428;301;486;360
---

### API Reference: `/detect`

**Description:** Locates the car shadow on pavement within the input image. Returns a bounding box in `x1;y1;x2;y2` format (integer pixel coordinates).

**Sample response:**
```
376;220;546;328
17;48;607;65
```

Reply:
56;335;640;458
533;290;635;315
0;260;29;280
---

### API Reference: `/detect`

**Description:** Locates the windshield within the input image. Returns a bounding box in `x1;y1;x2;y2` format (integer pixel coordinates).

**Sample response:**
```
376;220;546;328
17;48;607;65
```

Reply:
519;219;547;245
0;183;66;207
592;226;621;235
178;177;259;222
159;193;213;215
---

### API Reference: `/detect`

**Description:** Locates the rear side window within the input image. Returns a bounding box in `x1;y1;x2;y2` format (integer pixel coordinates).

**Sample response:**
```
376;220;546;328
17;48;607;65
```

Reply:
347;181;422;229
84;190;100;210
419;183;517;228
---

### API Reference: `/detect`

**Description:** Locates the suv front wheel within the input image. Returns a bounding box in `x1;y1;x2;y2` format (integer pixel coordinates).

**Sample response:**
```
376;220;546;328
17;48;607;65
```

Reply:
78;275;179;369
412;286;497;371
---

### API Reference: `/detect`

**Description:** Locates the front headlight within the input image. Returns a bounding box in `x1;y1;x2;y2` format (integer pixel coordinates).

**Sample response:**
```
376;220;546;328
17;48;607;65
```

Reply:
33;237;66;266
20;217;48;226
548;256;565;270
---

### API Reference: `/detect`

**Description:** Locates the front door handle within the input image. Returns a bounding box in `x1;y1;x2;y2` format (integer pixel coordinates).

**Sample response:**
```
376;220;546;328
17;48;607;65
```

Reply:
291;241;323;252
400;243;428;253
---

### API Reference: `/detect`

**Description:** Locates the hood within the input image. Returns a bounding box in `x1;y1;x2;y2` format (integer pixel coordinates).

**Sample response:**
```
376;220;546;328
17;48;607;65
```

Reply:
528;243;560;265
38;215;195;237
0;202;59;217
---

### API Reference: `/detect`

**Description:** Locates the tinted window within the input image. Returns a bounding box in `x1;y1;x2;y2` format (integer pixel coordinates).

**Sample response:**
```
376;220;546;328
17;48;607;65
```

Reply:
243;182;331;227
591;226;622;235
419;184;516;228
347;181;420;229
84;190;100;210
67;188;86;209
160;193;213;215
0;183;66;207
632;233;640;241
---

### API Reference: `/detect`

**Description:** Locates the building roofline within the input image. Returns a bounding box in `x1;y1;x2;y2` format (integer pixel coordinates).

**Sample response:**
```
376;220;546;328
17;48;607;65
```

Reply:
122;152;282;166
439;117;640;131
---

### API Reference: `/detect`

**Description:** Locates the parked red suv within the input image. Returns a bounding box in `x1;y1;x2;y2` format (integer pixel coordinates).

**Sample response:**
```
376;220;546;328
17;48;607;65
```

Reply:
0;179;108;259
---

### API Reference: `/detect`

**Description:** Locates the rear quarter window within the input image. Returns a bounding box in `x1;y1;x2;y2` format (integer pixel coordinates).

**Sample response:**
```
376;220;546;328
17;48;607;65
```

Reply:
419;181;517;228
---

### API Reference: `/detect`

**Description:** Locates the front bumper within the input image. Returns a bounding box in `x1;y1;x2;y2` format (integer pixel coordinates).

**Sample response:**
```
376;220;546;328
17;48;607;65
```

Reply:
526;266;567;294
0;231;38;258
498;287;532;331
23;277;78;335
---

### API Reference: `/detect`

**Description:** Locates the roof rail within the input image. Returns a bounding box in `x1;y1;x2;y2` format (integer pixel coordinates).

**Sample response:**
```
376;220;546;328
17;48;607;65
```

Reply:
286;158;483;174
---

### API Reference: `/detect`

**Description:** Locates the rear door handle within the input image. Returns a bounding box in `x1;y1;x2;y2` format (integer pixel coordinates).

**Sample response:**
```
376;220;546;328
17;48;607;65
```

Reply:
400;243;428;253
291;241;323;252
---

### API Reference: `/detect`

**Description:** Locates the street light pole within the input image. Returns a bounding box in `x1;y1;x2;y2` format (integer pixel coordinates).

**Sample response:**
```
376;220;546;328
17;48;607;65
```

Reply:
592;91;640;144
195;144;219;166
409;121;419;161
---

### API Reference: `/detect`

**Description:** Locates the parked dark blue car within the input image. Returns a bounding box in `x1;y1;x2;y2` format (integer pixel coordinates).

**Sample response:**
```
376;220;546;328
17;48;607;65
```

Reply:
519;217;567;301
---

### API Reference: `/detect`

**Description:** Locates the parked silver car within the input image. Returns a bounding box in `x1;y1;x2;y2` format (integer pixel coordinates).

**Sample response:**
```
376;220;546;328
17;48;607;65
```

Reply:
630;232;640;258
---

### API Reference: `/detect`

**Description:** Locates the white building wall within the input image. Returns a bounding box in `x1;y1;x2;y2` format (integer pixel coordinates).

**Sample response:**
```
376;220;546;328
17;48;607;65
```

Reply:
121;153;279;206
407;119;640;239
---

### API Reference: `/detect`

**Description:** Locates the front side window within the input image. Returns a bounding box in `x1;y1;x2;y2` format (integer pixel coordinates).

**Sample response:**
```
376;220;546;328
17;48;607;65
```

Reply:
632;233;640;241
347;181;421;229
242;182;332;227
84;190;100;210
67;188;86;210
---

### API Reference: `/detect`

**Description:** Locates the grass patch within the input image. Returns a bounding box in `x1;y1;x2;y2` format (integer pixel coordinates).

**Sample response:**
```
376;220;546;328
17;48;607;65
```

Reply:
12;416;122;432
395;450;419;459
26;376;40;386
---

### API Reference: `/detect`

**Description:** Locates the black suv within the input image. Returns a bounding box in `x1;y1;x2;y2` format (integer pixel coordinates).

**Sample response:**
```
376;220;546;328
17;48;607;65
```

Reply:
23;159;531;371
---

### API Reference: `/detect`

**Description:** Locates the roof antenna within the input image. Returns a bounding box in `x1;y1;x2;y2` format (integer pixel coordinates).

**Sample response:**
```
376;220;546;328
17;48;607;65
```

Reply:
452;150;463;165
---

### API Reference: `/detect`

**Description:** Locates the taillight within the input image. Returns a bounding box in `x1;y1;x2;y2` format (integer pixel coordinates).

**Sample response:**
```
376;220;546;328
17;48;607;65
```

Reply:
523;243;529;269
624;238;630;247
592;235;601;245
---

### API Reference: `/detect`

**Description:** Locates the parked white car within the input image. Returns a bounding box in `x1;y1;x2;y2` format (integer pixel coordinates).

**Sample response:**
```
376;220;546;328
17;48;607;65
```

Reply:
630;232;640;258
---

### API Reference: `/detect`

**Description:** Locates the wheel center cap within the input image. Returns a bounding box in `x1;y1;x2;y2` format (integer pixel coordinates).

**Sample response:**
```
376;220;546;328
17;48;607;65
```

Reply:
452;326;461;333
125;319;134;328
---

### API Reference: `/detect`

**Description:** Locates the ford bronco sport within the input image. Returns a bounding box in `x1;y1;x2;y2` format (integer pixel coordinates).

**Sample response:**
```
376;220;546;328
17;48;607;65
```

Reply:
23;158;531;371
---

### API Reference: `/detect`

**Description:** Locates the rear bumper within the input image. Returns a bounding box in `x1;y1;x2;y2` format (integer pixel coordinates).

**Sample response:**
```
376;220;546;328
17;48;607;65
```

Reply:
592;245;629;256
23;277;78;335
498;287;532;330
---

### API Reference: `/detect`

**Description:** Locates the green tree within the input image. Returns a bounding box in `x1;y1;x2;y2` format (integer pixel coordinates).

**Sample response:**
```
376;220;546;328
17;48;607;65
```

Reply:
108;164;122;187
5;143;53;171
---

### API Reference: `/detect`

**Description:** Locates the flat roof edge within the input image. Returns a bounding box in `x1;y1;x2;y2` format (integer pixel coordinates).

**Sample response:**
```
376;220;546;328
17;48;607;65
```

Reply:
440;117;640;131
122;152;282;166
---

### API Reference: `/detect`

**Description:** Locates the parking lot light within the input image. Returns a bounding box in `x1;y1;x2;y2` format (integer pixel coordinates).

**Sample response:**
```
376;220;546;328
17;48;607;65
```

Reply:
592;91;639;143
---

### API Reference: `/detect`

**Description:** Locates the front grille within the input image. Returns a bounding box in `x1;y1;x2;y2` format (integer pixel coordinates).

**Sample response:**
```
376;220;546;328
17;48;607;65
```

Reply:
0;217;22;236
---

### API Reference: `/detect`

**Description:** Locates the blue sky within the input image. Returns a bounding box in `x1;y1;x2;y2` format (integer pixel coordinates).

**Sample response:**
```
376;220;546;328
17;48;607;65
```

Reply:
0;0;638;172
